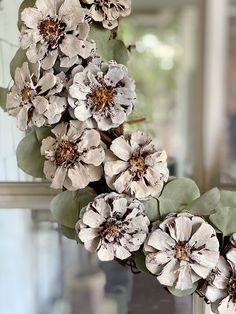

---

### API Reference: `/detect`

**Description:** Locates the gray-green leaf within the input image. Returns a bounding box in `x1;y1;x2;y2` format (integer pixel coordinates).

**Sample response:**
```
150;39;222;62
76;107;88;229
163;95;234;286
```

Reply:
158;178;200;217
60;225;81;243
218;190;236;208
186;187;220;216
0;87;8;111
50;188;96;228
10;48;28;79
144;197;160;222
89;25;129;65
134;250;151;275
16;130;47;178
209;206;236;236
168;283;198;297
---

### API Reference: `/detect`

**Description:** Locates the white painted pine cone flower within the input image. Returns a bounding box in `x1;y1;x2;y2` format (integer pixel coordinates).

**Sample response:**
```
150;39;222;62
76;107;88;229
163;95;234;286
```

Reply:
69;58;136;131
145;213;220;291
7;62;67;131
76;192;150;261
104;131;169;200
81;0;131;29
41;120;105;190
231;233;236;247
20;0;95;70
205;249;236;314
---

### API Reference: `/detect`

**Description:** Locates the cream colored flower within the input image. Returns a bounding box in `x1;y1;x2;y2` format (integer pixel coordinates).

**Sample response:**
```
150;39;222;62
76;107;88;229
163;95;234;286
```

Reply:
76;192;150;261
205;249;236;314
41;120;105;190
7;62;67;131
81;0;131;29
104;131;169;200
20;0;95;70
69;57;136;130
145;213;220;291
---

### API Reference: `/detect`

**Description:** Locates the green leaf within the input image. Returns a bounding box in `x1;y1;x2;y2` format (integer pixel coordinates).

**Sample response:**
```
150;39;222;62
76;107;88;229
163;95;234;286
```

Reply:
144;197;160;222
109;39;129;65
134;250;151;275
35;126;52;142
90;23;111;44
0;87;8;111
168;283;198;297
18;0;36;31
187;188;220;216
16;130;46;178
10;48;28;79
60;225;81;242
50;188;96;228
218;190;236;208
209;206;236;236
158;178;200;217
89;24;129;65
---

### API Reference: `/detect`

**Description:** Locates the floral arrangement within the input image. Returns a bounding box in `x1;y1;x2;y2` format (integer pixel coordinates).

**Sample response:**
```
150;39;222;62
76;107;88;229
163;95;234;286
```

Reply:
0;1;236;313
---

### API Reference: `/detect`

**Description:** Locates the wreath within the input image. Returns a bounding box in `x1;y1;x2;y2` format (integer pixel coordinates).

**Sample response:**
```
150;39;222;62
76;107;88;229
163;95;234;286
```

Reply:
0;1;236;313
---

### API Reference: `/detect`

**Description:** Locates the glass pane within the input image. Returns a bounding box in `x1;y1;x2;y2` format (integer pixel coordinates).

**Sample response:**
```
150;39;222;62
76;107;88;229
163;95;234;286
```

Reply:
0;209;193;314
221;12;236;185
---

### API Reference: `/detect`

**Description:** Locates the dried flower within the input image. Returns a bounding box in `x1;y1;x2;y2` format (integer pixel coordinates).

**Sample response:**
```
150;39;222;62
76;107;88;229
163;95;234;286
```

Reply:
205;249;236;314
76;192;150;261
69;57;136;130
41;120;105;190
20;0;95;70
145;213;220;291
81;0;131;29
104;131;169;200
7;62;67;131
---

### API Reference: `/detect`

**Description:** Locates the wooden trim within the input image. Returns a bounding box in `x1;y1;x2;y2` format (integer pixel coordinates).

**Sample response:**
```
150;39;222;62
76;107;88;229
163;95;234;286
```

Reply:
0;182;57;210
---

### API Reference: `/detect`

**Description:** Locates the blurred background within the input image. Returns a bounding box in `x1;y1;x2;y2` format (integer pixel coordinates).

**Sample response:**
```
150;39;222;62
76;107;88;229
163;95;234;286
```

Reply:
0;0;235;313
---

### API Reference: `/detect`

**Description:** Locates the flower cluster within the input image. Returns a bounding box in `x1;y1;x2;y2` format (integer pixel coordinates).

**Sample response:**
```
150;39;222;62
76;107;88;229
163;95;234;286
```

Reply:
21;0;96;69
80;0;131;29
77;192;150;261
5;0;236;310
145;213;219;291
41;120;105;190
204;235;236;314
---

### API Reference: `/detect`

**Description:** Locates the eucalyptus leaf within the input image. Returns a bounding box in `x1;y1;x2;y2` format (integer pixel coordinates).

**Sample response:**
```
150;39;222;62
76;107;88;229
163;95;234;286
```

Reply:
144;197;160;222
0;87;8;111
209;207;236;236
158;178;200;217
18;0;36;31
60;225;81;243
35;126;52;142
50;188;96;228
168;283;198;297
10;48;28;79
186;187;220;216
89;24;129;65
16;130;46;178
109;39;129;65
218;190;236;208
90;23;111;44
134;250;151;275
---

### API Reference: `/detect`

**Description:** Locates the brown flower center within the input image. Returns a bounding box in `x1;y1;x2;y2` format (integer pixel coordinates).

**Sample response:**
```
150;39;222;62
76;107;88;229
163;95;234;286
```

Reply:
174;243;191;261
100;220;120;239
55;141;78;166
89;86;114;111
130;156;146;173
228;276;236;303
39;18;66;46
21;86;33;102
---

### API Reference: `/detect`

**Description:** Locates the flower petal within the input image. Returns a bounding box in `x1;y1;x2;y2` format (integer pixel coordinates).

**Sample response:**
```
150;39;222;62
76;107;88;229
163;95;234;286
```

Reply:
110;136;132;161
